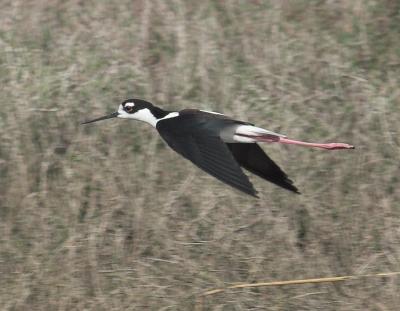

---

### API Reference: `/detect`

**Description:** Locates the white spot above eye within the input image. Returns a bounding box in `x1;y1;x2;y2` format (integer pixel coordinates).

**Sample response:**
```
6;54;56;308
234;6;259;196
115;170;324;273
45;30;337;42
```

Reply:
125;102;135;108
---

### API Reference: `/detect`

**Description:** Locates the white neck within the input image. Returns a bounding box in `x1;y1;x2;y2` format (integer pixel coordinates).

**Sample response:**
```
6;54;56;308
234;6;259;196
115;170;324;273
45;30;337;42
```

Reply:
119;109;179;127
132;108;158;127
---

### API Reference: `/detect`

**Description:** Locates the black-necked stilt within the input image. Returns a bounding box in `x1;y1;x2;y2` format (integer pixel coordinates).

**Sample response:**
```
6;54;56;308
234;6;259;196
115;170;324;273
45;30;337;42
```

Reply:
82;99;354;197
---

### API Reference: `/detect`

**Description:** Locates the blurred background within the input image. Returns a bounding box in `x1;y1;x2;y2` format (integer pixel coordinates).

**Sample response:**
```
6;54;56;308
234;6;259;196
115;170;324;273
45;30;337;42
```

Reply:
1;1;399;310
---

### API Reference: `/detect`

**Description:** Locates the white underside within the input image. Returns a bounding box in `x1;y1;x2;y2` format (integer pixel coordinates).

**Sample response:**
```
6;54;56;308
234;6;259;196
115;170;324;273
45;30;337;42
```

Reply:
220;124;286;143
200;110;286;143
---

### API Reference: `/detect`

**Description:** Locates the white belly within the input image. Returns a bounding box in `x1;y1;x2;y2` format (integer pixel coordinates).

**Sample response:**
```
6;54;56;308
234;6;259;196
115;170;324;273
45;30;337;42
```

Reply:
220;125;286;143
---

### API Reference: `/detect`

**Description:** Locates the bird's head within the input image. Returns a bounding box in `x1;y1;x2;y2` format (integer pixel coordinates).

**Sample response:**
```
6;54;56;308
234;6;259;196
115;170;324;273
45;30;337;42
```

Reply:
82;99;164;127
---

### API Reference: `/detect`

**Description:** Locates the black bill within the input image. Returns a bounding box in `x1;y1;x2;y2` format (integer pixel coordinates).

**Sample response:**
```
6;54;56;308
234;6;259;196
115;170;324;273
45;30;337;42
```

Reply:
81;111;119;124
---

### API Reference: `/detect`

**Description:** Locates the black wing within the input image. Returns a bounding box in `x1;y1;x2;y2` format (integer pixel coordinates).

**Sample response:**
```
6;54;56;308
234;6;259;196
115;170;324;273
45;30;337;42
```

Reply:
227;143;299;194
157;115;258;197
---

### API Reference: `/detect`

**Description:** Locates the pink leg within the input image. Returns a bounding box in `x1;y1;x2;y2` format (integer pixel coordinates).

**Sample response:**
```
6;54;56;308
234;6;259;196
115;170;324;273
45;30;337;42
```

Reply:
254;135;355;150
277;137;354;150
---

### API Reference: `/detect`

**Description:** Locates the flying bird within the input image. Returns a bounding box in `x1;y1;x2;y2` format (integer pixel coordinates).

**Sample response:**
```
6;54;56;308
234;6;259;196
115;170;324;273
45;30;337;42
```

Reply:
82;99;354;197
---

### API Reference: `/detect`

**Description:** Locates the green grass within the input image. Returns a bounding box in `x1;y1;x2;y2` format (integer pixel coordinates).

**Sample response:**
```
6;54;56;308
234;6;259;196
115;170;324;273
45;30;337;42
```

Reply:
0;1;400;310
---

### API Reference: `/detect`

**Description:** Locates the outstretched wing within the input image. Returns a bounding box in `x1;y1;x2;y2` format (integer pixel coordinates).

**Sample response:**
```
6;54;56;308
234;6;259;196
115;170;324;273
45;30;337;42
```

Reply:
157;116;258;197
227;143;299;194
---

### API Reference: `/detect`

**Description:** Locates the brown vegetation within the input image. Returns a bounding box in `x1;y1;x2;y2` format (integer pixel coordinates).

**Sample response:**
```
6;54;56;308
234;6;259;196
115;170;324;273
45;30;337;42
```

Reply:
1;1;399;310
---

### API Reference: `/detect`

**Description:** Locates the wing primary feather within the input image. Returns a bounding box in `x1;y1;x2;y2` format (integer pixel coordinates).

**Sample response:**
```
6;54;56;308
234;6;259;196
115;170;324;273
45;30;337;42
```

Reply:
156;115;259;197
202;141;256;195
227;143;299;194
199;159;258;195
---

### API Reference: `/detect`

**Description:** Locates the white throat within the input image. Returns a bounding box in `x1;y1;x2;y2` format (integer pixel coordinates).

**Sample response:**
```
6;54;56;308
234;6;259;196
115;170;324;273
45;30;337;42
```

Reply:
132;108;158;127
118;108;179;127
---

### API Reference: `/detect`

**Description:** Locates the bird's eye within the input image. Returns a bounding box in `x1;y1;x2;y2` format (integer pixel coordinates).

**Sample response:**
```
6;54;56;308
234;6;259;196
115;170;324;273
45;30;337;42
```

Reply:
124;105;134;113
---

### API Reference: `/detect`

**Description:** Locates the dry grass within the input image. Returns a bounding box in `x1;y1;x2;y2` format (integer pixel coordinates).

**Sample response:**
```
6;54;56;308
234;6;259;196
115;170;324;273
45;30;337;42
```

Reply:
1;0;400;310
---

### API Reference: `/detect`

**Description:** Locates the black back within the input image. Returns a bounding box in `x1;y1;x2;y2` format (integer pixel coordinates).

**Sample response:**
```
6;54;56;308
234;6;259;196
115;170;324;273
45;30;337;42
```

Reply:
156;109;298;196
156;111;258;197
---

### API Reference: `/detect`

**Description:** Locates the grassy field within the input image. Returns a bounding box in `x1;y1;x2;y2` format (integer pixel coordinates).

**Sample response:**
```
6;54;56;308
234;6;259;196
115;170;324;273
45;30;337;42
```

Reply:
1;1;399;310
